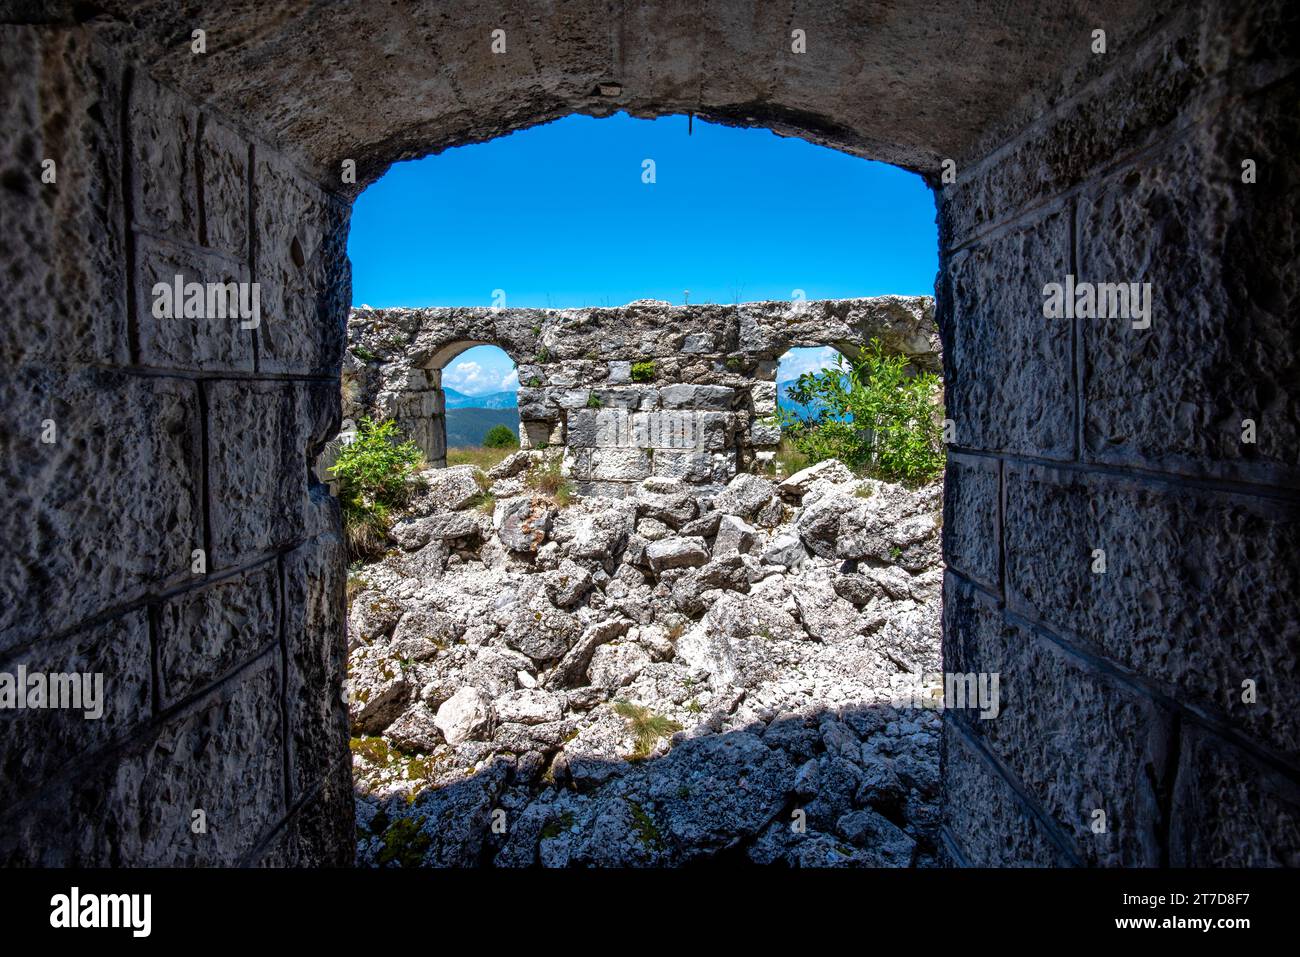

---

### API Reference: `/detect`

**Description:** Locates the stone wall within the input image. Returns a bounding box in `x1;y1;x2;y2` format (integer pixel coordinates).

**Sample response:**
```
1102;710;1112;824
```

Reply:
0;28;353;865
340;297;938;494
934;2;1300;866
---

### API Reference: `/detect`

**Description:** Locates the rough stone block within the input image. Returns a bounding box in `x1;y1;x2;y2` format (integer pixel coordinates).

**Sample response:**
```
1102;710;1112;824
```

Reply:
565;447;652;482
254;154;350;375
134;233;254;371
516;387;557;421
130;70;200;243
1004;463;1300;763
0;608;151;809
565;408;613;448
939;4;1203;244
659;384;735;410
750;420;782;446
943;452;1000;589
592;385;659;411
283;533;349;802
627;409;724;451
157;560;280;707
652;449;734;484
206;379;317;568
945;205;1074;458
0;654;285;866
751;380;777;416
1169;723;1300;866
941;719;1069;867
696;411;734;451
199;116;249;261
0;366;201;648
945;575;1171;866
1077;83;1299;482
0;28;128;366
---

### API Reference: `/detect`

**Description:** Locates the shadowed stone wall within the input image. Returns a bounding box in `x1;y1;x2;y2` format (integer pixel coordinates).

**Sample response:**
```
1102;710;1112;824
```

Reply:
339;297;938;493
1;1;1295;867
0;26;353;866
935;2;1300;866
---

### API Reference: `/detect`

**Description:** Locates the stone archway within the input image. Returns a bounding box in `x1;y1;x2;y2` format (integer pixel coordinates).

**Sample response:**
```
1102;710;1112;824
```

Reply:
2;1;1296;867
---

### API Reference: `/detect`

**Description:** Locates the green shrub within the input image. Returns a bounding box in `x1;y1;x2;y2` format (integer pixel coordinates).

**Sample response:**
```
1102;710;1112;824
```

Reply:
525;456;575;507
613;700;682;760
482;424;519;449
779;339;944;484
630;360;656;383
330;417;424;559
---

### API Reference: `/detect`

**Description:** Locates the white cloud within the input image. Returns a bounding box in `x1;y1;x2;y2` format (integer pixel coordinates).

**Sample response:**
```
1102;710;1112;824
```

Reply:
443;358;520;395
777;346;842;382
444;360;491;394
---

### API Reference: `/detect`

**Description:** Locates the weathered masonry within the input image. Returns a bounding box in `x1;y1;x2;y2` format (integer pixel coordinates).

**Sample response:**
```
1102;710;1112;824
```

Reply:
341;297;938;495
1;1;1296;867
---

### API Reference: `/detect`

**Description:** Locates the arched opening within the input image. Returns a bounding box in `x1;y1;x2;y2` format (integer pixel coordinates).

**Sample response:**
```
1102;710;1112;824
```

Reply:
440;344;521;467
769;344;851;476
339;111;947;867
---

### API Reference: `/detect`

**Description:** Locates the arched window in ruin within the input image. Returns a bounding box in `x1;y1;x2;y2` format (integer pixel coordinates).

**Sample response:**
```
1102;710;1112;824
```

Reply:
435;344;520;465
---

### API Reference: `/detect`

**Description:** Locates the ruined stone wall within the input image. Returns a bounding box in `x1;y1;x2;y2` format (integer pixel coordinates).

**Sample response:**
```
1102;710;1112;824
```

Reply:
935;3;1300;866
0;28;353;865
340;297;939;493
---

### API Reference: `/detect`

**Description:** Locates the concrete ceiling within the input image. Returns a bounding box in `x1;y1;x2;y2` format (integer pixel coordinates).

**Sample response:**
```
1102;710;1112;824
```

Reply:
20;1;1173;190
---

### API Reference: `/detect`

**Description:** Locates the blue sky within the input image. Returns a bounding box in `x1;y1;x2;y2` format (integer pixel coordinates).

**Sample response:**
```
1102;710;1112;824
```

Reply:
349;111;937;395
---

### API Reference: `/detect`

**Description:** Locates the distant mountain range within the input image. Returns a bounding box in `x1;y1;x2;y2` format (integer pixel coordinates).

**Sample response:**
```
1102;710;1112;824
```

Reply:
445;408;519;448
444;387;517;410
442;381;819;446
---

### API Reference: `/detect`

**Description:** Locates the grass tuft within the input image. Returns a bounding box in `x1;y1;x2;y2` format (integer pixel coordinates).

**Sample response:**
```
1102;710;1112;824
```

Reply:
613;699;683;760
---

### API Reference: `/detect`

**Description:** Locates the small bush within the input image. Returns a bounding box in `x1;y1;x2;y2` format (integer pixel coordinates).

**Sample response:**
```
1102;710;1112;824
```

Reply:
779;339;944;484
482;424;519;449
613;699;682;760
525;456;574;507
630;360;656;383
330;418;424;559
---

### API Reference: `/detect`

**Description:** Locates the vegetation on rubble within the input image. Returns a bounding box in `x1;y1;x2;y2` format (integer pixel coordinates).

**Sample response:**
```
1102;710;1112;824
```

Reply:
613;700;683;760
331;418;425;559
779;338;944;484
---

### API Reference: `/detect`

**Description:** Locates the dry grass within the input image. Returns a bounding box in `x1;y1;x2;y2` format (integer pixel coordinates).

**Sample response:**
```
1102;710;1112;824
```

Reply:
446;445;514;472
772;437;810;477
525;456;575;507
613;700;683;760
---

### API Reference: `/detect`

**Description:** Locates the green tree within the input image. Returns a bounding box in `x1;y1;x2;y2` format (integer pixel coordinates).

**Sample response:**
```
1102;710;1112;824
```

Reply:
330;418;424;558
482;424;519;449
779;339;944;484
